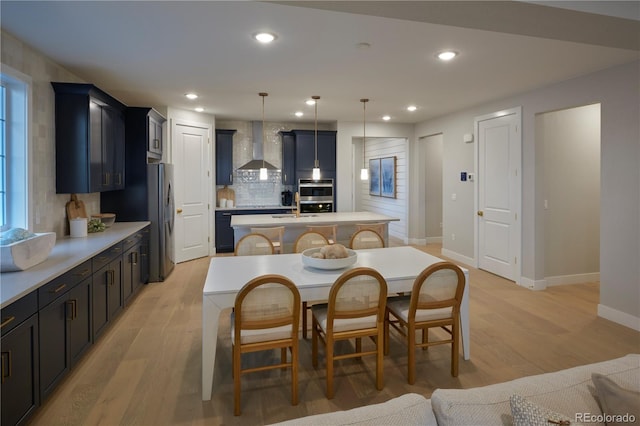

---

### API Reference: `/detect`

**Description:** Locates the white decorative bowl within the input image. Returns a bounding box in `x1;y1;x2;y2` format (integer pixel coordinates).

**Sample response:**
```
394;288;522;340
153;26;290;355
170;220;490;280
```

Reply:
0;232;56;272
301;247;357;270
92;213;116;227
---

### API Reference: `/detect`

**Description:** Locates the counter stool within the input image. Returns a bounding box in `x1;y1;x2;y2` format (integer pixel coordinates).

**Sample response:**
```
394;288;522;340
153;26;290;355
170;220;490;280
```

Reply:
306;225;337;245
250;226;285;254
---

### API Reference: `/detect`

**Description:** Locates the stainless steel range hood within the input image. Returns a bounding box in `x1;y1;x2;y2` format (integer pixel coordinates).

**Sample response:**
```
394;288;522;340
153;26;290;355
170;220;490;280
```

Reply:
237;121;279;171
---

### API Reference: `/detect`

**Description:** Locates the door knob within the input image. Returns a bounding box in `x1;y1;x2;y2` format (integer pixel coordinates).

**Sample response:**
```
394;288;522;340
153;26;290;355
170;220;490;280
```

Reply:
177;208;183;214
477;210;484;216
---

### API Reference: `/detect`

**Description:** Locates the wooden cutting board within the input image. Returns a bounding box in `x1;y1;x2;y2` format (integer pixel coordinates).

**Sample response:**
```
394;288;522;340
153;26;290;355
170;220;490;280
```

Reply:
217;185;235;204
66;194;88;220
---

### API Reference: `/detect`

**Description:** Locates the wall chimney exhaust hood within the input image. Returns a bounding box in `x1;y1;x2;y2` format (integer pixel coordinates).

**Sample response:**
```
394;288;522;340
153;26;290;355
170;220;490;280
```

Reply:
237;121;279;171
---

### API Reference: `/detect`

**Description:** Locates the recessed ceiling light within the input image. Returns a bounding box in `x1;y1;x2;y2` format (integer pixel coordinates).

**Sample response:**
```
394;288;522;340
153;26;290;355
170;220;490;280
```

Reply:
306;99;316;106
295;111;304;117
437;51;458;61
254;32;277;44
185;93;198;100
356;42;371;49
195;107;204;112
382;115;391;121
407;105;417;112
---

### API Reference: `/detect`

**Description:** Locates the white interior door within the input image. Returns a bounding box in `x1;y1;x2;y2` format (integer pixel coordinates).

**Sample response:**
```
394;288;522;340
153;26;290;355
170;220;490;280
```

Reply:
172;120;211;263
476;108;521;281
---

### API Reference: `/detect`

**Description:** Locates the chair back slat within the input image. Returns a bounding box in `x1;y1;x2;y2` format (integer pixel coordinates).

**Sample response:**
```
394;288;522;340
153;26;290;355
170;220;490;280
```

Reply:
411;262;465;314
350;229;384;249
235;233;275;256
327;267;387;323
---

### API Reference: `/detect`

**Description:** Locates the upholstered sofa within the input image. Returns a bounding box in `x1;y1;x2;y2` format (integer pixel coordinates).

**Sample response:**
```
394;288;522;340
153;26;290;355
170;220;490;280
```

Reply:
272;354;639;425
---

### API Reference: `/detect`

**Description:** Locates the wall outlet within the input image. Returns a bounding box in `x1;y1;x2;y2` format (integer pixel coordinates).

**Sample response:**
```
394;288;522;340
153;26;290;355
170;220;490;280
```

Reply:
451;193;457;201
451;233;456;241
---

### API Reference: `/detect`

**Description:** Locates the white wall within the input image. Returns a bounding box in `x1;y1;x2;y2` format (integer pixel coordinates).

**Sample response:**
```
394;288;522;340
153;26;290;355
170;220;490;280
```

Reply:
358;137;408;241
412;60;640;328
422;134;443;242
336;121;414;242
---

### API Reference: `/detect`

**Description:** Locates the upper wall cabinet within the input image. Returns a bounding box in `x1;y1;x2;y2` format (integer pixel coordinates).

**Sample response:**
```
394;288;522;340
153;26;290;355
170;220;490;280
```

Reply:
125;107;166;162
52;82;126;193
215;129;236;186
292;130;337;181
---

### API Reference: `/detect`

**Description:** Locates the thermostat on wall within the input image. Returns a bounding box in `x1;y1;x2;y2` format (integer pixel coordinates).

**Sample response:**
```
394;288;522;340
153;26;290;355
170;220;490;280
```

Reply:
464;133;474;143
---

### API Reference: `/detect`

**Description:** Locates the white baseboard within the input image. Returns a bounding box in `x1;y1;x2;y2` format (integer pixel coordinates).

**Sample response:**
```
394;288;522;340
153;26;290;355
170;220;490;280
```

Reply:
440;249;474;268
598;304;640;331
426;236;443;244
408;237;426;245
545;272;600;286
519;277;547;291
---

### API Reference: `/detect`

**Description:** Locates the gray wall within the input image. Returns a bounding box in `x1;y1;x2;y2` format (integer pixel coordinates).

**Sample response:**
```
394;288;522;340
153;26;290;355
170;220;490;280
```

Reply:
411;60;639;326
422;134;443;241
538;104;600;281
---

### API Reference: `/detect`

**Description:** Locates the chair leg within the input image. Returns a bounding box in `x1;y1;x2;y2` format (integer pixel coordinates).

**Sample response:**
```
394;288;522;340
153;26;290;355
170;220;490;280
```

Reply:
384;310;390;355
452;322;459;377
281;347;287;370
355;337;362;360
233;345;242;416
292;342;299;406
376;329;384;390
312;316;319;368
422;328;429;350
326;335;334;399
302;302;308;339
408;325;416;385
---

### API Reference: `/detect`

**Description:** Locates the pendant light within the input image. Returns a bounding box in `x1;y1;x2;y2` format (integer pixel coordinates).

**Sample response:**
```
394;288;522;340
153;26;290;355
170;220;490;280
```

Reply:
311;95;321;180
360;98;369;180
259;92;268;180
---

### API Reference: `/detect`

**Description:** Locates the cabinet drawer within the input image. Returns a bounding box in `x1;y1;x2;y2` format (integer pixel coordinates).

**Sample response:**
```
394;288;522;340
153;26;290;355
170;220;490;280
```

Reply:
0;291;38;336
38;260;92;309
92;243;123;271
122;232;143;252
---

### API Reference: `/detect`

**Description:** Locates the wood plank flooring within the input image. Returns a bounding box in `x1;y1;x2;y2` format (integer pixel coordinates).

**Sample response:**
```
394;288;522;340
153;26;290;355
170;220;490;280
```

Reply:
28;244;640;425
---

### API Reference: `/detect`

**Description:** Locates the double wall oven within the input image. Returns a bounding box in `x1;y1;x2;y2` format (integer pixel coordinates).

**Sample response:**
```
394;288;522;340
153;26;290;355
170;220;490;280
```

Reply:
298;179;334;213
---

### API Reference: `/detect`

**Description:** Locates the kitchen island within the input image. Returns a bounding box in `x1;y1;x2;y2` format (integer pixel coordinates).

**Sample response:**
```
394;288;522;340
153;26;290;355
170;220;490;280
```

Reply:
231;211;399;252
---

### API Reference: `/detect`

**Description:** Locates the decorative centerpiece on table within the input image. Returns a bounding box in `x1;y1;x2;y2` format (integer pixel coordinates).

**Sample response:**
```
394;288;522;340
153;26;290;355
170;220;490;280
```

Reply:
301;243;357;270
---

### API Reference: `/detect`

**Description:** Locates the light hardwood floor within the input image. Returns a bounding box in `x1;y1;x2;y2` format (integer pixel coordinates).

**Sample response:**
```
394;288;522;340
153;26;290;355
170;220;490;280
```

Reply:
29;244;640;425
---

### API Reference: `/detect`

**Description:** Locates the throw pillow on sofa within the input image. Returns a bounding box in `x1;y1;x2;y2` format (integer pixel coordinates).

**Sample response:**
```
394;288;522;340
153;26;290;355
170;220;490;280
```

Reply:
591;373;640;426
510;394;581;426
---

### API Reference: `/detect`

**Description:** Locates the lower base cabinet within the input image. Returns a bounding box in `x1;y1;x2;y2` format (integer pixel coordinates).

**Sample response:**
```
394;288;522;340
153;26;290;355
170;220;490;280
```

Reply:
39;276;92;401
1;313;39;426
92;258;123;338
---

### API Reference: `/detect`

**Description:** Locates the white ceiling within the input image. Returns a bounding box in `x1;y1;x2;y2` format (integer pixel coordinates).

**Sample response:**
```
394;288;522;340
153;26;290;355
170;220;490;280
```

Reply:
1;1;638;124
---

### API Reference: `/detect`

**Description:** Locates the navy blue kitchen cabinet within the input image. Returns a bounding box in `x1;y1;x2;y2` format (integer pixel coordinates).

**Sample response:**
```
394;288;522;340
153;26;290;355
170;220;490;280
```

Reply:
39;261;93;401
92;243;124;339
291;130;337;181
215;209;289;253
1;292;39;426
280;131;296;185
216;129;236;185
52;82;126;193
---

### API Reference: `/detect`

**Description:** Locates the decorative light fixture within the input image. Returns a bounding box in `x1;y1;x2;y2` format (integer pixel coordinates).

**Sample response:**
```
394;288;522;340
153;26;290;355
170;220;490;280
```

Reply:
311;95;321;180
360;98;369;181
259;92;269;180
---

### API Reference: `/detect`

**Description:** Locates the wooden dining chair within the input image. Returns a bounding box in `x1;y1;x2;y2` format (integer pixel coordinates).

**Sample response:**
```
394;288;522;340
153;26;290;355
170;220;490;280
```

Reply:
385;261;465;384
294;231;330;339
250;226;285;254
350;229;385;250
232;274;301;415
312;267;388;399
355;222;386;238
234;233;274;256
306;225;337;245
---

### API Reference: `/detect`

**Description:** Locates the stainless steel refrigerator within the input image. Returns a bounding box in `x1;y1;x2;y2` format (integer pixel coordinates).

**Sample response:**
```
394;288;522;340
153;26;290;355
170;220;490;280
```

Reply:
147;163;175;281
101;163;175;282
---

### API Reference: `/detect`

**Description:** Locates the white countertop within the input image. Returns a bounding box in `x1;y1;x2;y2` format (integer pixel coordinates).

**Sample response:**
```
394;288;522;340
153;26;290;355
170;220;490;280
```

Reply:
216;205;292;212
230;211;399;228
0;222;150;308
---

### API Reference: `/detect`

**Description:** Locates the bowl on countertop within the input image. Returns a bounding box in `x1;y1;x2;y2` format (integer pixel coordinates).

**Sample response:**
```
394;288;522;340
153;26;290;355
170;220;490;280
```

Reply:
91;213;116;227
0;232;57;272
301;247;357;270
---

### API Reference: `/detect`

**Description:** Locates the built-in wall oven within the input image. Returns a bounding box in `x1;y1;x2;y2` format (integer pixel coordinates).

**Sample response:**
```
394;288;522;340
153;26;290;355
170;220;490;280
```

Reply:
298;178;334;213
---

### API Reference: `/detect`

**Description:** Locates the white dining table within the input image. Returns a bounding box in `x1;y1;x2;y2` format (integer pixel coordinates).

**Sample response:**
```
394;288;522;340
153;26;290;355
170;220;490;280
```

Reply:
201;246;470;400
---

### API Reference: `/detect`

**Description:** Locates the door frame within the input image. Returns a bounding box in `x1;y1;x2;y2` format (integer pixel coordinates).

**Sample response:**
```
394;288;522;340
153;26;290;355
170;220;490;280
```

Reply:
473;106;522;284
171;118;213;262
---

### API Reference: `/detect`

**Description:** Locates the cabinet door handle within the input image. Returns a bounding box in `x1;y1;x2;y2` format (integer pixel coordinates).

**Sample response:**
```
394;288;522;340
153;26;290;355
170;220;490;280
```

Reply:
133;252;139;265
229;173;233;183
51;283;67;294
66;300;77;321
153;138;160;149
109;270;116;286
74;269;91;278
1;350;11;383
0;316;15;329
116;173;123;185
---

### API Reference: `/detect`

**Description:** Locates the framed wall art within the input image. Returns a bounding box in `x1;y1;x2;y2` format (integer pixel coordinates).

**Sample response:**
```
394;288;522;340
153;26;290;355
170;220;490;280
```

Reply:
369;158;381;196
380;156;396;198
